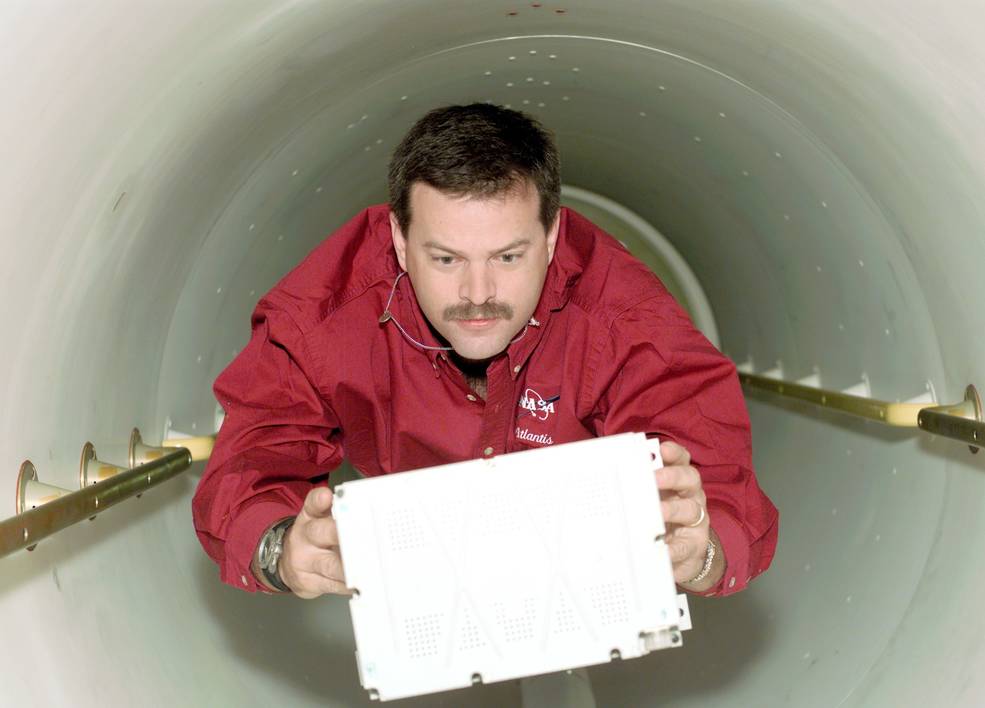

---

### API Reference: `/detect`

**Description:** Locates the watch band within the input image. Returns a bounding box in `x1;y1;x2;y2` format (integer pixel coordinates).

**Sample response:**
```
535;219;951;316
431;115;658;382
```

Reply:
257;516;295;593
683;539;716;585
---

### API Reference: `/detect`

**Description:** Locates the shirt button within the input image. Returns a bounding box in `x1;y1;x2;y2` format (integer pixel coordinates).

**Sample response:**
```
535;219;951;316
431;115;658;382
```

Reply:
466;394;477;402
513;365;521;374
483;447;494;456
241;575;249;587
728;577;736;589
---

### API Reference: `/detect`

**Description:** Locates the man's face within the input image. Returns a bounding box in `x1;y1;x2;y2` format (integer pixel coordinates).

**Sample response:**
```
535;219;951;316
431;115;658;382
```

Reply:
390;180;560;362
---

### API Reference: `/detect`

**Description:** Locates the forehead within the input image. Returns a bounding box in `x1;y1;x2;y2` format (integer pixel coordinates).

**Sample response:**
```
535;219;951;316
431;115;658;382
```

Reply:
406;181;543;247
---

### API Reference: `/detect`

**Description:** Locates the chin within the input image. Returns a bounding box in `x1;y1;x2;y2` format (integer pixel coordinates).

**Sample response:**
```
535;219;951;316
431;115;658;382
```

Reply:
450;340;506;362
444;331;510;362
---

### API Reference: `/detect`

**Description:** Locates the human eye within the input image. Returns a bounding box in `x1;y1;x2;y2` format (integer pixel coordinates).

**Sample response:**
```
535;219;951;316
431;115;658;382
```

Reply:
498;252;523;264
431;255;458;266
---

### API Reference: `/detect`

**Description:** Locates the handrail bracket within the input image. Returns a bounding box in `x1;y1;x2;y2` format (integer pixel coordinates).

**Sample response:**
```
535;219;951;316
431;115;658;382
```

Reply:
917;385;983;454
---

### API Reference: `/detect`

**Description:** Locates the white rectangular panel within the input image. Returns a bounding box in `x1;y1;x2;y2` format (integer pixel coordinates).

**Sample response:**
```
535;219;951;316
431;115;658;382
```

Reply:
333;432;688;702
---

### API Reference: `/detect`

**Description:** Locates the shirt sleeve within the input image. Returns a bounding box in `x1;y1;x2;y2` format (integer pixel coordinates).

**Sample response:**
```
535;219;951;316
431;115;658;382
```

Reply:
588;295;779;597
191;301;344;593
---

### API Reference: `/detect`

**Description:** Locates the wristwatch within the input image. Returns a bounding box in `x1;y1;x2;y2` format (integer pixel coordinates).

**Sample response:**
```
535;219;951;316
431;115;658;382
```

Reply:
255;516;296;593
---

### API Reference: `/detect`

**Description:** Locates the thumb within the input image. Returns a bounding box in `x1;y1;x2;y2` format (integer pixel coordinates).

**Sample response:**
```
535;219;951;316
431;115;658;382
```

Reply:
301;485;334;520
660;440;690;467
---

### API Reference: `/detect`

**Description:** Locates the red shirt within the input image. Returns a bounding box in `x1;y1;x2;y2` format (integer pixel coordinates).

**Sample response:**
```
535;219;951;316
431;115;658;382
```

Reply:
192;205;778;596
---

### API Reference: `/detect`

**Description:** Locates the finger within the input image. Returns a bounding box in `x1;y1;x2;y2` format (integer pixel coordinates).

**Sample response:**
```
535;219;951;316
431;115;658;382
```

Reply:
661;497;706;527
674;559;705;585
290;571;352;599
655;465;702;495
288;549;348;595
308;575;353;597
301;486;334;520
302;516;340;549
667;537;697;565
315;551;348;585
659;441;691;467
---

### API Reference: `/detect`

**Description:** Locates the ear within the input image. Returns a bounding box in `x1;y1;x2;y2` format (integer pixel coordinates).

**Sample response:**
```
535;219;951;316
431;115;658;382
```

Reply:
545;210;561;264
389;211;409;272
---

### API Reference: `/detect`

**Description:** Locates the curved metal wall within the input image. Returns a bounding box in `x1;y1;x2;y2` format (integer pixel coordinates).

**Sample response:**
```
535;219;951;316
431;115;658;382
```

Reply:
1;2;983;706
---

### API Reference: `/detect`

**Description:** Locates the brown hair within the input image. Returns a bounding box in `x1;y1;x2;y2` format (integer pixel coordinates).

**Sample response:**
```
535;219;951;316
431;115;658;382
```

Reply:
387;103;561;233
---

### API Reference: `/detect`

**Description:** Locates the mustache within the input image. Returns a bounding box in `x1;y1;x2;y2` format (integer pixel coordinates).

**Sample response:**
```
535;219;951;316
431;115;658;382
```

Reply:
444;302;514;321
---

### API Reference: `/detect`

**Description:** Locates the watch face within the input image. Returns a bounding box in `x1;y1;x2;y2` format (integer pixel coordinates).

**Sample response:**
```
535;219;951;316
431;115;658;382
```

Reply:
258;530;275;569
258;519;293;573
260;526;286;572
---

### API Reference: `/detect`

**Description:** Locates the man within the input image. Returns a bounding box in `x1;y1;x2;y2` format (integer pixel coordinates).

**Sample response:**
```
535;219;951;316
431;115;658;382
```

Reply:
192;103;778;600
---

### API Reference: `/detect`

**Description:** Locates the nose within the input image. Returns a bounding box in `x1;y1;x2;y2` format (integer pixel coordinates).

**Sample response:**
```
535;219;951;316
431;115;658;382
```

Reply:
459;261;496;307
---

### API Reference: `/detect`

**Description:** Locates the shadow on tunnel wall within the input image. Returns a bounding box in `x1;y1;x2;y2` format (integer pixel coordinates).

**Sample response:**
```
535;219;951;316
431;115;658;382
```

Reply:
588;591;772;705
192;461;771;707
195;548;771;707
193;540;522;707
192;458;520;707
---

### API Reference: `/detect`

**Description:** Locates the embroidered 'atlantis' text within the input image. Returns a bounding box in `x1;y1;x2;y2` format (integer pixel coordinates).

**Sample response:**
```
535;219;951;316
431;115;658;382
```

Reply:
515;426;554;446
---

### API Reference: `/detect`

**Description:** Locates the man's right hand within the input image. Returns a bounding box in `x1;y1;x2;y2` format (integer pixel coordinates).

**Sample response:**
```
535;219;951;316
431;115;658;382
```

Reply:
279;486;351;599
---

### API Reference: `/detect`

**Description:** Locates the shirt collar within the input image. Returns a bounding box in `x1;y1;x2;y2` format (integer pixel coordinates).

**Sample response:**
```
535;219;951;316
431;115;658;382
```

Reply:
505;208;583;375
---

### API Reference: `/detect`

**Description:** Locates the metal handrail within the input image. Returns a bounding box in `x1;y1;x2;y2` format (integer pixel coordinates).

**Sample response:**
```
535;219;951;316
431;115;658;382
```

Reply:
740;373;983;451
161;434;215;462
0;446;192;559
4;370;978;560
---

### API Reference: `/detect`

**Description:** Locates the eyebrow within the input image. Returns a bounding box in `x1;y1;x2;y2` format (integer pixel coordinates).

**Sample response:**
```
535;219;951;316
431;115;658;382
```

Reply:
422;238;532;257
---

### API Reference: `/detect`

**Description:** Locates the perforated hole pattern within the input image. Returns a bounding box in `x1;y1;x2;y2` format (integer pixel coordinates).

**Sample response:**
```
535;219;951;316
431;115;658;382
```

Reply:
552;591;580;635
404;613;442;659
387;507;425;551
495;598;537;643
590;582;630;626
457;606;487;651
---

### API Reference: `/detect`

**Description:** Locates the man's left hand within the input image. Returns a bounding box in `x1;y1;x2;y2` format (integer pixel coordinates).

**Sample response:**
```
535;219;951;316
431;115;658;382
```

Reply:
656;440;722;589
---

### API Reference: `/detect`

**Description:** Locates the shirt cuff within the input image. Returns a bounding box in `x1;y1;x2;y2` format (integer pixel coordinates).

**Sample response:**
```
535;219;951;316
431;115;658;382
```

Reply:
699;504;750;597
221;494;299;593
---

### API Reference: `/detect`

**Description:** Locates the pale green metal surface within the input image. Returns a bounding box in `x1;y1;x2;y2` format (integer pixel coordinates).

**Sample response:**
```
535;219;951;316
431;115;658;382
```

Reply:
560;185;721;348
1;1;984;707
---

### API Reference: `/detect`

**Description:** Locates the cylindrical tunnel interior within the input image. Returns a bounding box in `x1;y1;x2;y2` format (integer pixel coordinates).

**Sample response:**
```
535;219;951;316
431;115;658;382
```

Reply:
2;2;985;706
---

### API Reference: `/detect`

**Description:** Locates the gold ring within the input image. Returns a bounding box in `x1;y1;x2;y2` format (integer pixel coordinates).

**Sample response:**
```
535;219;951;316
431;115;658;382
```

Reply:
686;504;706;528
